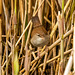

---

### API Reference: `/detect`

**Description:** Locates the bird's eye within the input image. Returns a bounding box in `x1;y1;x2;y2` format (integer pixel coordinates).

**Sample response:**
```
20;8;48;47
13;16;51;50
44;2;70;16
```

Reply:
37;34;41;37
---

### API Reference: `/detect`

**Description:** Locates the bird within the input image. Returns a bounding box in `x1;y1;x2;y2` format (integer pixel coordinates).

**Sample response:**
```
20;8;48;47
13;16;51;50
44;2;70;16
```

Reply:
30;16;50;47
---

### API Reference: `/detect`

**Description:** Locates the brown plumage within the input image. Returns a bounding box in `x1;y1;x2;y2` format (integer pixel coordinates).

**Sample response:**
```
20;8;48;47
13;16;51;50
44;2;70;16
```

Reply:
30;16;50;47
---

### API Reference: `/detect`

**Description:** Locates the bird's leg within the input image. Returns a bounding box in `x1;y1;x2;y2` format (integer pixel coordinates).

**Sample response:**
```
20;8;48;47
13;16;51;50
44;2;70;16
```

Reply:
45;46;49;52
38;49;40;58
37;47;41;58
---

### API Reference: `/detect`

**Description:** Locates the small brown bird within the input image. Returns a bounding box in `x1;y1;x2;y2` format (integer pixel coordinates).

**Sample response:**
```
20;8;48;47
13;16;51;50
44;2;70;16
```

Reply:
30;16;50;47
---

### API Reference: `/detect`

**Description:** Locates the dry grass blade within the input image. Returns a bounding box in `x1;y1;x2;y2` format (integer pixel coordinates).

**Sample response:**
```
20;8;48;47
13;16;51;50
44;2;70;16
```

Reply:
74;13;75;72
64;52;73;75
0;0;2;74
39;49;73;68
